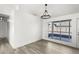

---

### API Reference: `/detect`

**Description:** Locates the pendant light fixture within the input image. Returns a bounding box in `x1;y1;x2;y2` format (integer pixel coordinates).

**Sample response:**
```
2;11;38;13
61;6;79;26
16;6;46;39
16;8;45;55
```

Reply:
0;14;9;22
41;4;51;19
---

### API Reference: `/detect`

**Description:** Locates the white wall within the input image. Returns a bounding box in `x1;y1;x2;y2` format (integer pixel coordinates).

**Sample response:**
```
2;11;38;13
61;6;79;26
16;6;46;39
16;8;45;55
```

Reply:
9;5;42;48
0;4;17;39
76;18;79;48
42;13;79;48
0;4;42;48
0;21;9;38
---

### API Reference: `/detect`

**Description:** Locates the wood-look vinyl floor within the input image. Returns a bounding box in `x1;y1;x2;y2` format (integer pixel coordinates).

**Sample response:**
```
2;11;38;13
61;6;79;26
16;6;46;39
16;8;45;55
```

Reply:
0;39;79;54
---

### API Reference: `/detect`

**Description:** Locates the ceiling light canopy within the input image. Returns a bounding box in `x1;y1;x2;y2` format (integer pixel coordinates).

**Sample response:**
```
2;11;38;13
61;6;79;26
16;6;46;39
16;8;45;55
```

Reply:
41;4;51;19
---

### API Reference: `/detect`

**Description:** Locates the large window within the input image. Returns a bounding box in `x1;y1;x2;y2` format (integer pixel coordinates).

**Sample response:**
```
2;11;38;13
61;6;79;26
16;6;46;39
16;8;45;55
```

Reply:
48;19;72;42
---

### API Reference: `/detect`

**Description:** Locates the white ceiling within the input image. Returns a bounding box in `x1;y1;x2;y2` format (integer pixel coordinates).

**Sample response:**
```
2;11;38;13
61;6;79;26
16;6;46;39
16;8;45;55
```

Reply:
48;4;79;17
0;4;79;18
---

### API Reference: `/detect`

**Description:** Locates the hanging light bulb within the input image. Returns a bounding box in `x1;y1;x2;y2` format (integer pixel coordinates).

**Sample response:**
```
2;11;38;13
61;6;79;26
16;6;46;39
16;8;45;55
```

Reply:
41;4;51;19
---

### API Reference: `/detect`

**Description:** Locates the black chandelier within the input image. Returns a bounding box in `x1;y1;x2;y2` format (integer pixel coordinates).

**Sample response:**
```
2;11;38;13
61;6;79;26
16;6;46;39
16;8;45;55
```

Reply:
41;4;51;19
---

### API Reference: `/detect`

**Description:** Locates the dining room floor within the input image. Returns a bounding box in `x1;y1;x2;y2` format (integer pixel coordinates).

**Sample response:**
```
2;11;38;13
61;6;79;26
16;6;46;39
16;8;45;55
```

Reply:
0;39;79;54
